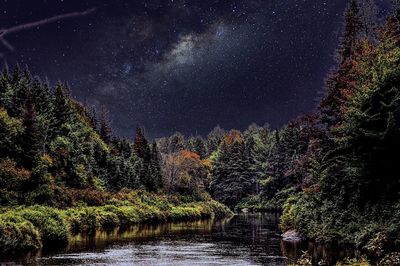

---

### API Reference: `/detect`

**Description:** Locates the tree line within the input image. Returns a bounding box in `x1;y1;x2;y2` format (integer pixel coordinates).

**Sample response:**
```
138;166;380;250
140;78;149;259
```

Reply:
0;0;399;262
197;0;398;262
0;68;165;206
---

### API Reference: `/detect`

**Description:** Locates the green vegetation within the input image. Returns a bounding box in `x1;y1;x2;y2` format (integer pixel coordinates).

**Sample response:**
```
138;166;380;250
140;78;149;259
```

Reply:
0;58;231;255
1;0;400;264
164;0;399;263
0;191;231;254
290;251;400;266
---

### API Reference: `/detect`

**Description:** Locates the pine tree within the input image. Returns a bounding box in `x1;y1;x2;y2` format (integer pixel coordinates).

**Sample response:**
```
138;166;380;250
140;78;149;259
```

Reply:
0;67;9;108
210;133;252;207
99;105;113;145
133;127;150;160
31;78;53;115
206;126;225;155
31;78;54;154
320;0;363;128
147;142;163;192
52;83;73;136
359;0;379;41
10;65;31;117
21;90;40;168
186;136;207;159
87;105;99;131
333;27;400;205
338;0;363;63
168;132;185;154
391;0;400;19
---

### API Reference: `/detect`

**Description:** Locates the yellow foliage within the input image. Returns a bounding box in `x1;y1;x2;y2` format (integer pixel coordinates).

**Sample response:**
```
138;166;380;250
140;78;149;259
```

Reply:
0;107;23;136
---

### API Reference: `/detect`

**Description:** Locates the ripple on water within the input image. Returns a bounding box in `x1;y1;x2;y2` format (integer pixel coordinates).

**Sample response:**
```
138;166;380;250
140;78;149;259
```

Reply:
39;241;281;266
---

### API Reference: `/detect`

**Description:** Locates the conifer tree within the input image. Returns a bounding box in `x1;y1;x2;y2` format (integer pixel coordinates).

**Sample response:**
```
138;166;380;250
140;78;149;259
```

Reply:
359;0;379;41
338;0;363;63
320;0;363;128
0;67;12;110
99;105;113;145
10;65;31;117
391;0;400;19
87;105;99;131
147;142;163;192
210;132;252;207
168;132;185;154
134;127;150;162
52;83;73;136
31;78;52;115
21;90;40;168
187;136;207;159
332;26;400;204
31;78;54;154
206;126;225;155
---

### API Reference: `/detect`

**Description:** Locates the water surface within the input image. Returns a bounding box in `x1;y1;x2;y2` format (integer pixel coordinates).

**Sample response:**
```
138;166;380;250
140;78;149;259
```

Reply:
4;213;354;265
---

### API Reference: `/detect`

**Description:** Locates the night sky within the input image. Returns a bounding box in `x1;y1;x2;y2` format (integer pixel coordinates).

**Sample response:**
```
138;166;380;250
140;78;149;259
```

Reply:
0;0;391;138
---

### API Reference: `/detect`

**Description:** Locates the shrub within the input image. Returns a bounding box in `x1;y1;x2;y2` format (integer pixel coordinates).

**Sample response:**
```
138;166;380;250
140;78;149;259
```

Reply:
96;207;120;228
18;206;69;245
63;207;98;233
0;191;232;255
0;214;41;253
115;206;140;226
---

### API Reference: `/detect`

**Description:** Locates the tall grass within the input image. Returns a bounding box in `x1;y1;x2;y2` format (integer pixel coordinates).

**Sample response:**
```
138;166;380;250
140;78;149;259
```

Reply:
0;191;232;254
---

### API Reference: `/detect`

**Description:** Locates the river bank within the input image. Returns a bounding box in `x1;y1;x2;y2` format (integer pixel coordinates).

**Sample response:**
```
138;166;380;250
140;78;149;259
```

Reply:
0;191;233;256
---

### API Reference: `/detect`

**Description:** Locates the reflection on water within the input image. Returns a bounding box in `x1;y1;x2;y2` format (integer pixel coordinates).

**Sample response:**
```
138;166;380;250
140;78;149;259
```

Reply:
2;213;355;265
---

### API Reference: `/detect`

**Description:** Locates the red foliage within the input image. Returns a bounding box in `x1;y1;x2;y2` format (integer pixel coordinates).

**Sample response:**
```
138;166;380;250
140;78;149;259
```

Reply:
180;150;201;160
64;188;111;206
224;129;243;145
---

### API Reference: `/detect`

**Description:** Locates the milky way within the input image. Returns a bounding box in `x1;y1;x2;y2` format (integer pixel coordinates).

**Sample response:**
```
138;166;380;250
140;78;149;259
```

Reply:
0;0;391;138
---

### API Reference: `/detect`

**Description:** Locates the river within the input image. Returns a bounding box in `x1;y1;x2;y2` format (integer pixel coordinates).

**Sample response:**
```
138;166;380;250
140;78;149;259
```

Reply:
3;213;355;265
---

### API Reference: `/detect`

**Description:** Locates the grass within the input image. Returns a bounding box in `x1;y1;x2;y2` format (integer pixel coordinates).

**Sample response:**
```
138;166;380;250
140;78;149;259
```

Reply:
0;190;233;255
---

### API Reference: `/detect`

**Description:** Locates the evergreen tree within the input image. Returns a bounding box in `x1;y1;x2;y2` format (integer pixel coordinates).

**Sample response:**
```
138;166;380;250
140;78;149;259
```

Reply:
147;142;163;192
10;65;31;117
87;105;99;131
186;136;207;159
210;132;252;207
99;105;113;145
114;138;133;159
31;78;54;154
21;90;40;168
244;125;271;195
133;126;150;161
52;83;73;136
168;132;185;154
0;66;14;112
31;78;52;115
338;0;363;63
206;126;225;155
359;0;380;41
320;0;364;128
332;26;400;205
391;0;400;19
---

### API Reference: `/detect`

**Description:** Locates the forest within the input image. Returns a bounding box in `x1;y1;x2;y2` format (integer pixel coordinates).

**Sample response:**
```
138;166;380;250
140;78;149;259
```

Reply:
0;0;400;265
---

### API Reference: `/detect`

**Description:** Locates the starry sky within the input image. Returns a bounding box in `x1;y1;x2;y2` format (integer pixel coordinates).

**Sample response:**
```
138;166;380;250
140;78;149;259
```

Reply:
0;0;391;138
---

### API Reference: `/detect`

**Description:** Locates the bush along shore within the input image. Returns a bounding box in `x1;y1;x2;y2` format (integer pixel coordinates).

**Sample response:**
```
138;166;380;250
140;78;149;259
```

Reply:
0;190;232;255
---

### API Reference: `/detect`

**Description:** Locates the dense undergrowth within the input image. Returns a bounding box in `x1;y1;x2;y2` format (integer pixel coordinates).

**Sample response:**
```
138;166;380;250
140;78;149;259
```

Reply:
0;190;232;255
290;250;400;266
